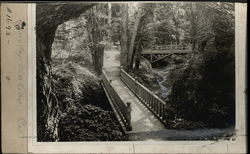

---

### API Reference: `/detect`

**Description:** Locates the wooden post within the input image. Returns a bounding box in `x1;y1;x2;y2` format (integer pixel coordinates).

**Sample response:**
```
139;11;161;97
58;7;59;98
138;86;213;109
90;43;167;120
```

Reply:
160;103;163;118
156;100;159;115
163;105;166;122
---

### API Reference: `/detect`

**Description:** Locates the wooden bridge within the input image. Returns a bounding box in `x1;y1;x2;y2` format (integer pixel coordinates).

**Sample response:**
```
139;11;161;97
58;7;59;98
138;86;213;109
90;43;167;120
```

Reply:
101;48;233;140
101;66;168;136
142;44;193;64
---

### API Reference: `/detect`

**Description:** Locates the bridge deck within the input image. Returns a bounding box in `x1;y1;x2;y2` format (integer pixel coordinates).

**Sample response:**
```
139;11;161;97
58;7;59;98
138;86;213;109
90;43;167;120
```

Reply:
102;48;167;140
110;77;165;134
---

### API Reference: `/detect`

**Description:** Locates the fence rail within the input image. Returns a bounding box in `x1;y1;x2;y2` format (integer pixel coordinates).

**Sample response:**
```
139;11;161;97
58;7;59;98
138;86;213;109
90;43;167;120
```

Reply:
121;69;167;125
102;70;131;130
150;44;192;50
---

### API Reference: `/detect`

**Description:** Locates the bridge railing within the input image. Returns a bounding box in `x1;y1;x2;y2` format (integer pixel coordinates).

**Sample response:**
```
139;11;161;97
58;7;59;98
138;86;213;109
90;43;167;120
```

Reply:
121;69;167;125
150;44;192;50
102;70;131;130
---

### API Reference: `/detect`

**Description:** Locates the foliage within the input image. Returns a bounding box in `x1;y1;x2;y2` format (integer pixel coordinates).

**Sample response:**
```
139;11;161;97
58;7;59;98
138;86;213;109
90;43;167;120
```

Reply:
166;49;235;129
59;104;128;141
145;3;192;46
164;2;235;129
52;61;127;140
129;2;235;129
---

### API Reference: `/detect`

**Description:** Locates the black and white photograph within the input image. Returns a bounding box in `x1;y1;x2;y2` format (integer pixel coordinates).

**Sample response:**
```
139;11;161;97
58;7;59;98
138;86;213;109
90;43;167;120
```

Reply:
36;2;236;142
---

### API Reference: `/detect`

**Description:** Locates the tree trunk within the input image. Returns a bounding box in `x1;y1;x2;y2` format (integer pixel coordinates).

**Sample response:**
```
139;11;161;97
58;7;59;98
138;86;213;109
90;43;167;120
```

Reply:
190;2;197;51
134;39;143;70
107;3;112;49
89;6;104;73
127;9;142;70
172;14;180;45
128;4;152;70
120;4;128;69
108;3;112;25
94;45;104;75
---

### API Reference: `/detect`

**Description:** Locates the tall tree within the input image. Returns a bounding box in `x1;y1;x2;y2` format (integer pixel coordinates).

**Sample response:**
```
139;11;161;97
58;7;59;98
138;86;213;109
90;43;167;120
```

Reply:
133;4;154;70
107;3;112;49
120;3;129;69
87;5;105;74
190;2;198;51
127;3;153;70
127;6;143;70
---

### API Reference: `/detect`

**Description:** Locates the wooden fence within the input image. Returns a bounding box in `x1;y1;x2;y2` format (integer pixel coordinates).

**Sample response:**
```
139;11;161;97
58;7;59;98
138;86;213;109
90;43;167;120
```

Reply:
121;69;167;125
102;70;131;130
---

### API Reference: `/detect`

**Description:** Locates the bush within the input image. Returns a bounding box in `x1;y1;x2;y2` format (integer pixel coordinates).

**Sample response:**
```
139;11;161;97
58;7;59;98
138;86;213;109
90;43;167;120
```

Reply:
58;104;128;141
166;49;235;129
52;62;128;141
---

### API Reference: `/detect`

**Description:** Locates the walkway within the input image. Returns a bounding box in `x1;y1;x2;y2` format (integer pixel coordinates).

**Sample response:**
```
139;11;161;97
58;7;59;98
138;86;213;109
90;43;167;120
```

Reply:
111;78;165;133
103;48;166;140
103;47;120;67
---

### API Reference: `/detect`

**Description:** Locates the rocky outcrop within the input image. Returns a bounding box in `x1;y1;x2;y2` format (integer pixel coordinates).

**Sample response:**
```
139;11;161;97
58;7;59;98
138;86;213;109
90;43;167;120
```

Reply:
51;15;92;66
130;58;158;90
36;3;95;141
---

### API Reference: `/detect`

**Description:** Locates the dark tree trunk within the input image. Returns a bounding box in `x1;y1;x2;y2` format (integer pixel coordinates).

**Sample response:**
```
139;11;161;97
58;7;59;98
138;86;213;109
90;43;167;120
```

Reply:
134;40;143;71
94;45;104;75
128;4;152;70
190;2;197;51
88;6;104;74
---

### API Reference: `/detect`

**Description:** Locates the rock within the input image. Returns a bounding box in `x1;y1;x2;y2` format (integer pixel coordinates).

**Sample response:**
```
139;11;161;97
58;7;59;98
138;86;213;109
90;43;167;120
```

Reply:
36;3;95;141
137;58;157;85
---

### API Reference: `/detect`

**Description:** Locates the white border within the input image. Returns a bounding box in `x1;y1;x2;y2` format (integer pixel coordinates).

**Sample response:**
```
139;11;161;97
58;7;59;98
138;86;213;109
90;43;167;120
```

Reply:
28;3;247;153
